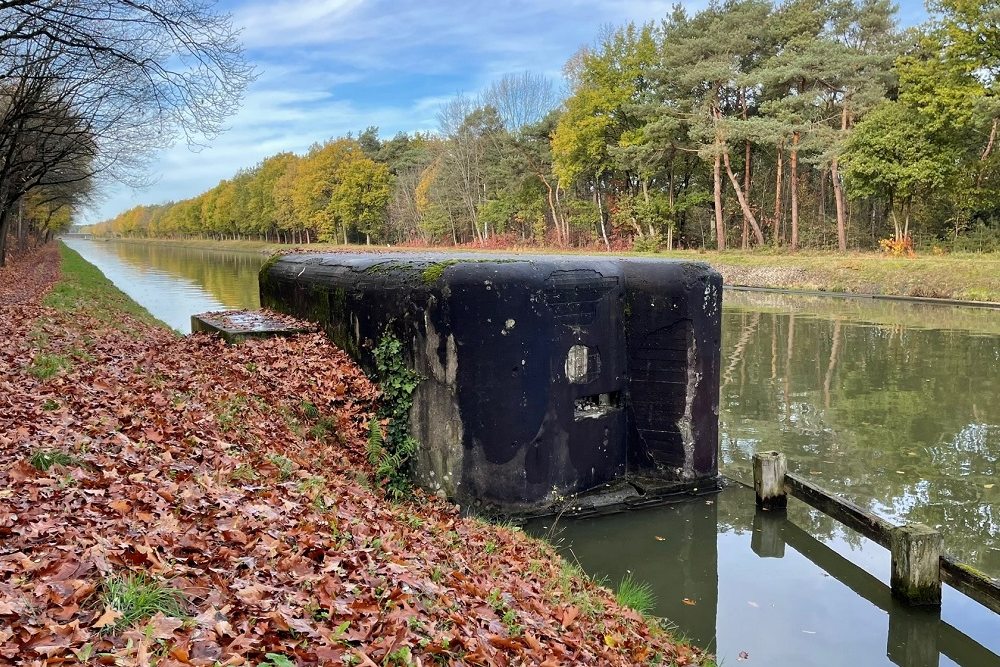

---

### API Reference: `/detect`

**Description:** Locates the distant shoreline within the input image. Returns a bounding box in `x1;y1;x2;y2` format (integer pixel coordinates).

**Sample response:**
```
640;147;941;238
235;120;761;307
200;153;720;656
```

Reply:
80;236;1000;304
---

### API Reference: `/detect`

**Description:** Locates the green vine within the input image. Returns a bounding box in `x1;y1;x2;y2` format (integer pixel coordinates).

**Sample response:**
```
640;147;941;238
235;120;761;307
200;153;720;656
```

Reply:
368;334;421;499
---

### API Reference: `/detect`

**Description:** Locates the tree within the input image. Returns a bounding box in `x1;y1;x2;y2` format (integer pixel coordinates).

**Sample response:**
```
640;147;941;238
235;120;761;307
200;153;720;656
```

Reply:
328;152;393;245
900;1;1000;235
553;22;659;249
844;101;957;242
0;0;252;264
757;0;829;249
820;0;900;251
437;98;503;242
658;1;775;249
245;153;296;241
483;71;559;132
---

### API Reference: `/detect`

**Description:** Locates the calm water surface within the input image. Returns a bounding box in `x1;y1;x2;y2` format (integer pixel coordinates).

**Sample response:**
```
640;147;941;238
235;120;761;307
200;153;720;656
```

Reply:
62;238;264;332
63;239;999;665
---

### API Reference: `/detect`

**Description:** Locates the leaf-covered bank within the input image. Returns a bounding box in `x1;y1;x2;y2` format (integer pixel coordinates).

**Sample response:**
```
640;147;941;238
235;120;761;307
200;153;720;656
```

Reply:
0;243;707;665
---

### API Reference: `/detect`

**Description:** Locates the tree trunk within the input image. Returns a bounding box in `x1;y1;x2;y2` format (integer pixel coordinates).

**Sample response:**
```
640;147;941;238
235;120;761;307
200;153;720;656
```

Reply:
832;103;849;251
774;140;784;246
722;149;764;246
0;205;11;267
742;139;752;249
977;117;998;186
555;182;568;243
641;180;656;236
595;175;610;250
790;132;800;251
981;117;997;162
713;148;725;250
541;176;562;245
739;91;752;247
668;165;675;211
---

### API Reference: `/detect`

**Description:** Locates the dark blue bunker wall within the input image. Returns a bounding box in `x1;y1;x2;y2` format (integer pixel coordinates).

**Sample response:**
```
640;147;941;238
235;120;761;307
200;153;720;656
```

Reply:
260;252;721;513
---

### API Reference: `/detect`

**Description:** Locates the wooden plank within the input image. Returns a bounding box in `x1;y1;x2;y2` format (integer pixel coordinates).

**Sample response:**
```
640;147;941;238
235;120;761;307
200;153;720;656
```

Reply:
785;472;895;547
941;555;1000;615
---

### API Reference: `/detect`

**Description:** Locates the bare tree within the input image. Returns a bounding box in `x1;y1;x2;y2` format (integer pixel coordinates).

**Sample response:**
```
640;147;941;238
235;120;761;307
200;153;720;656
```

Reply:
483;71;558;132
0;0;253;263
437;95;502;242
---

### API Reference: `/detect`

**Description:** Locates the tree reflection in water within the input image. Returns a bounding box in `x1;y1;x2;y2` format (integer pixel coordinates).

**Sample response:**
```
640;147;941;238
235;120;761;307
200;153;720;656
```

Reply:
721;291;999;576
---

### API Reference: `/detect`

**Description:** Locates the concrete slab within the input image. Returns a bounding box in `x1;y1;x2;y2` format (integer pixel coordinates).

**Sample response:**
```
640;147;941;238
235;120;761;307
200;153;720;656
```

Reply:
191;309;314;344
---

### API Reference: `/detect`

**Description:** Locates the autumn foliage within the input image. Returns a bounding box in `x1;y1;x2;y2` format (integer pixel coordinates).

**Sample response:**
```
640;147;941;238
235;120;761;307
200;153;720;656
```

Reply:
0;245;705;665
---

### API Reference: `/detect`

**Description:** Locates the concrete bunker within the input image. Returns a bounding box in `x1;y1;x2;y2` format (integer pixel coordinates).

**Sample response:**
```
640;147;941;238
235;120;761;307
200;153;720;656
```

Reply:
260;252;722;514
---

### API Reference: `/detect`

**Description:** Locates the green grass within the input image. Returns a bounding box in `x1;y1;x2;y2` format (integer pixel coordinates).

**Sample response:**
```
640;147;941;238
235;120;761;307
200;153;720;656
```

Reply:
616;572;656;616
267;452;295;480
675;250;1000;302
29;449;78;471
230;463;258;483
215;395;250;432
28;352;72;379
46;243;168;329
98;572;187;632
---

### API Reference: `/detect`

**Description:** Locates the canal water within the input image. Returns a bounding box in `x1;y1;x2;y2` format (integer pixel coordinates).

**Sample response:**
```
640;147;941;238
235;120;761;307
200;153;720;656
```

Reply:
62;238;1000;666
62;238;263;332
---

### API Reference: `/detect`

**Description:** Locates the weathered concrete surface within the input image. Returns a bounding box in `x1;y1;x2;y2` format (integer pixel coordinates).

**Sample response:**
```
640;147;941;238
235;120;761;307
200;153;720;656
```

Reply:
260;252;722;513
191;310;313;344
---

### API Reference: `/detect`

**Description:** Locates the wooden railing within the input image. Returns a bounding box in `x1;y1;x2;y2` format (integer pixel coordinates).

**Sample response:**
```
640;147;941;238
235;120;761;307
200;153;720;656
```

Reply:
753;451;1000;613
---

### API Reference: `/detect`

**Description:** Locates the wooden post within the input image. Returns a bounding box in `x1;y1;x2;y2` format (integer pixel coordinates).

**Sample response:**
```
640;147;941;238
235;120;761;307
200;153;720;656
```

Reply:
753;451;787;510
890;523;942;606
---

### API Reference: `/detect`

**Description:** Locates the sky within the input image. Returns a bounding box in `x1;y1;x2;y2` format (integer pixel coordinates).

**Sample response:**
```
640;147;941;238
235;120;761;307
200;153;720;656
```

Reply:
80;0;931;224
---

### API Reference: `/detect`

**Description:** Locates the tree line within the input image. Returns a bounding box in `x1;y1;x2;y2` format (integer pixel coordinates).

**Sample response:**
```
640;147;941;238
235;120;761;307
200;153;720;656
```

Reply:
0;1;252;266
91;0;999;253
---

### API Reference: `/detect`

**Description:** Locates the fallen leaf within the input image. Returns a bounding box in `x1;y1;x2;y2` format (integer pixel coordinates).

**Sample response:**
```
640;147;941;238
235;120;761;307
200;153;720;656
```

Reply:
561;605;580;629
92;606;122;629
145;613;183;640
109;499;130;514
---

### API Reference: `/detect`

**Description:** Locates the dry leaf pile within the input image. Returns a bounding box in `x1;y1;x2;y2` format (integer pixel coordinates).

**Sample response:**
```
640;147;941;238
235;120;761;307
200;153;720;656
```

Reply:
0;245;704;666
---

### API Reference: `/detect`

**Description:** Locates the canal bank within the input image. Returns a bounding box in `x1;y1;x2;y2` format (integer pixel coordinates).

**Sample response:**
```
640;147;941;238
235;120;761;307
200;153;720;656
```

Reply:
55;238;1000;665
86;236;1000;304
0;243;706;664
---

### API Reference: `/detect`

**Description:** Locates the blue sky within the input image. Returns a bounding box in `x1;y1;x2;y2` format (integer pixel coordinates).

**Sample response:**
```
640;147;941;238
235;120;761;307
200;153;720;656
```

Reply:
82;0;931;224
